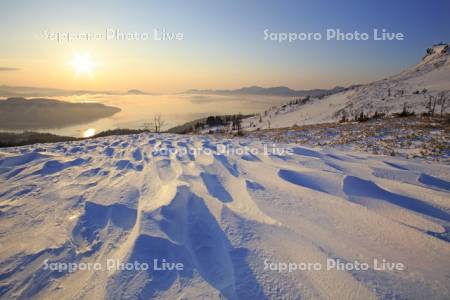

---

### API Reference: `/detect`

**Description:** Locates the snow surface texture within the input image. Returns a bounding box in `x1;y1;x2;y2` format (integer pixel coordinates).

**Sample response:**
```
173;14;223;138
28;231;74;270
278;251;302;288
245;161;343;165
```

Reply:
0;133;449;299
244;43;450;130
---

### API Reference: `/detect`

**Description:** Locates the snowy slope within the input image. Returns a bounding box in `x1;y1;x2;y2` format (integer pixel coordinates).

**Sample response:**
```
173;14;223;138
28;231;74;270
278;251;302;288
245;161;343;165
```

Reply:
244;43;450;130
1;133;449;299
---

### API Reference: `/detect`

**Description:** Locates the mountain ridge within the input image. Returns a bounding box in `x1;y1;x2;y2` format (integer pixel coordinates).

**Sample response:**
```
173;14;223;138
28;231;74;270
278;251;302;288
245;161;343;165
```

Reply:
184;85;347;97
242;43;450;130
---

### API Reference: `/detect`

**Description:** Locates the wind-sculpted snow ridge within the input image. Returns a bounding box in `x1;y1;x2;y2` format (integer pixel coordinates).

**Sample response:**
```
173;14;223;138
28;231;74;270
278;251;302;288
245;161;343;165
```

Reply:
0;133;449;299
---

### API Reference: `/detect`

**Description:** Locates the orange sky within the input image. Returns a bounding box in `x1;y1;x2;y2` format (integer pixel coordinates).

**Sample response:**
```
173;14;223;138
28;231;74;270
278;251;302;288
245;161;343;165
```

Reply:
1;1;447;93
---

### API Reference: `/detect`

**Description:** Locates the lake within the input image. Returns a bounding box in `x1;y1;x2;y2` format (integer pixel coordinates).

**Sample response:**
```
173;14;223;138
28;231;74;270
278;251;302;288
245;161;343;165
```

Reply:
0;93;290;137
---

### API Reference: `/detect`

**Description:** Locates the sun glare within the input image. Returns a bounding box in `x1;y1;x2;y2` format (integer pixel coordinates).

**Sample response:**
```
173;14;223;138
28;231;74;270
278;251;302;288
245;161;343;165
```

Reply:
69;52;96;77
82;128;96;138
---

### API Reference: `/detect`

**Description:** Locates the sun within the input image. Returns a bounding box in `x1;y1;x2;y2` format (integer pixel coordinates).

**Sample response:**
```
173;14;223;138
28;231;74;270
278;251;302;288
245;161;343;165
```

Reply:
69;52;96;77
82;128;96;138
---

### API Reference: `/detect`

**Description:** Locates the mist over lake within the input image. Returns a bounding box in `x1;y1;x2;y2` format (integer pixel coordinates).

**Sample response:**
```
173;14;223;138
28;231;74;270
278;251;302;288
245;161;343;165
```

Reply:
0;93;290;137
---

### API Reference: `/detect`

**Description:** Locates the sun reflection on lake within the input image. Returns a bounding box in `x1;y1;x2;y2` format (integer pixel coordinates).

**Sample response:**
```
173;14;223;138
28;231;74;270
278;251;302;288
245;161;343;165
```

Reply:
82;128;96;138
10;94;291;137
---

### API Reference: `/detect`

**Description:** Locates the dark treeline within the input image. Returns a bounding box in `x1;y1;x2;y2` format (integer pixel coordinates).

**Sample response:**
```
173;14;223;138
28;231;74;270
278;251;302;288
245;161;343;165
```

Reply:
169;114;253;134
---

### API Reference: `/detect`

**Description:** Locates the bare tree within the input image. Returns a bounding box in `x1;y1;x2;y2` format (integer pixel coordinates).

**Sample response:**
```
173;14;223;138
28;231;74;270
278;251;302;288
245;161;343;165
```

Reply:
432;96;438;116
339;110;348;123
437;91;448;116
231;115;243;133
426;95;438;116
152;114;165;133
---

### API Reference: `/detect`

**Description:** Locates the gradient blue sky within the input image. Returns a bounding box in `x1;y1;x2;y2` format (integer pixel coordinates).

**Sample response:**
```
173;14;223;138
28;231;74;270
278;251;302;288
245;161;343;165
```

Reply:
0;0;448;92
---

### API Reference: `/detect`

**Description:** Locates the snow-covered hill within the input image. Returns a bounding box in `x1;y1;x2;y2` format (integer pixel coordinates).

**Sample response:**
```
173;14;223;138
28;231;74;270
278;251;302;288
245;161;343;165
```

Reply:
1;133;449;299
244;43;449;130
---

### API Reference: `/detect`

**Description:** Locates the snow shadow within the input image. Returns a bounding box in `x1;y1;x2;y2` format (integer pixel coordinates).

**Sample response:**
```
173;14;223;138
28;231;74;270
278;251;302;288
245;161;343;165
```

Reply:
241;153;261;162
278;169;328;193
383;161;408;170
201;172;233;203
72;201;137;254
245;180;265;191
343;176;450;222
32;158;88;176
291;147;322;158
214;154;240;177
0;152;48;168
0;245;73;299
418;173;450;191
108;186;264;299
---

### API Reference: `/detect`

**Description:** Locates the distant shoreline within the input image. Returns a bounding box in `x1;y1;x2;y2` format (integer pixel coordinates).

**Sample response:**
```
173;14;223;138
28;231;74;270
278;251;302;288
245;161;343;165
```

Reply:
0;97;121;130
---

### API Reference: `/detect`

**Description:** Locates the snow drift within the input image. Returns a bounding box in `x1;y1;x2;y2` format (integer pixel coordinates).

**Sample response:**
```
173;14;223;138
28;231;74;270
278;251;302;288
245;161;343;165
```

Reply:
0;133;449;299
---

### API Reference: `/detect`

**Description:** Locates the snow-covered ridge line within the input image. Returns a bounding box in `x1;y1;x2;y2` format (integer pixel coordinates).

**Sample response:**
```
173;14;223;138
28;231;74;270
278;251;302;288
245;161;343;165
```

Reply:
243;43;450;131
